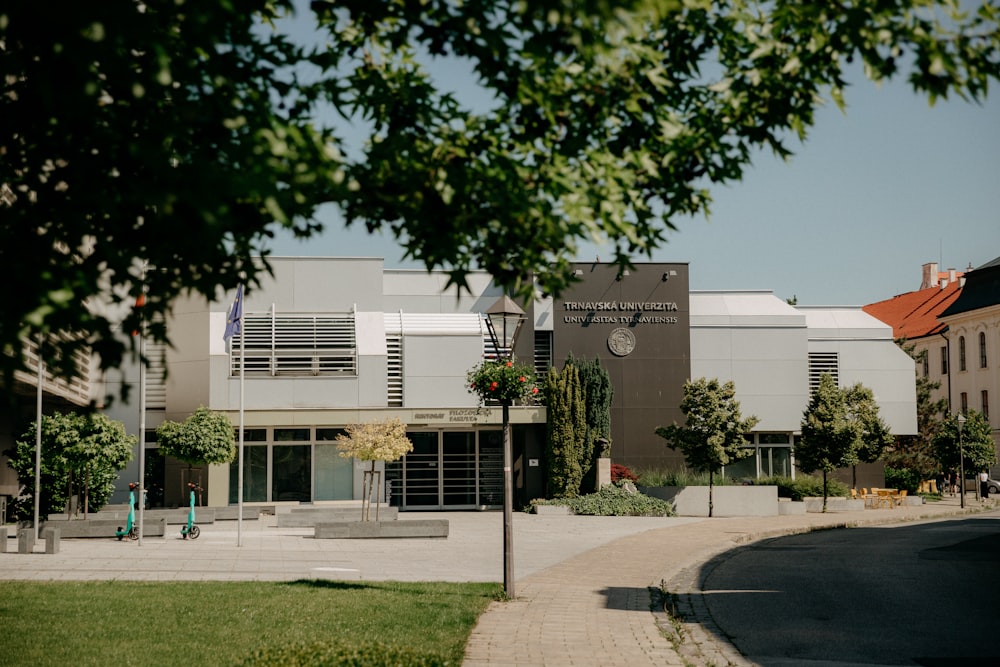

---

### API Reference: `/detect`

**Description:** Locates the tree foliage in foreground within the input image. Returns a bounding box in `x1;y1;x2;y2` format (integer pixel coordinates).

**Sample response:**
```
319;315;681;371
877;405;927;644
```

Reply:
5;411;134;519
4;1;1000;394
656;377;758;516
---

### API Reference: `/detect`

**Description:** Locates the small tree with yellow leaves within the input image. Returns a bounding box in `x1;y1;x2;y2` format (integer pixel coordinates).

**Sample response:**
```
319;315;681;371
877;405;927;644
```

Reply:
335;418;413;520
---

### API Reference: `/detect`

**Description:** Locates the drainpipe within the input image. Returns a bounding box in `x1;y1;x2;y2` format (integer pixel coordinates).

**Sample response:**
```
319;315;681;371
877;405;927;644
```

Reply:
940;331;952;413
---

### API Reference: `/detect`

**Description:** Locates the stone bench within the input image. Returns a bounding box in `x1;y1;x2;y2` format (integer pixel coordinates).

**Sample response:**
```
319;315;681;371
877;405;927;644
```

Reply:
278;507;398;527
314;519;449;539
37;517;166;538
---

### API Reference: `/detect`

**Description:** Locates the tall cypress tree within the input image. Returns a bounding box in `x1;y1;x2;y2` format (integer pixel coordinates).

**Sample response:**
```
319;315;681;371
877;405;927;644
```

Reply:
577;355;614;491
545;361;586;498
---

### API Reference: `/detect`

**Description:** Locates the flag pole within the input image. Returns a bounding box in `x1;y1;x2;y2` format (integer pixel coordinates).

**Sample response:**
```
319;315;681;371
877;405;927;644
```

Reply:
237;313;245;547
33;335;43;545
137;270;147;546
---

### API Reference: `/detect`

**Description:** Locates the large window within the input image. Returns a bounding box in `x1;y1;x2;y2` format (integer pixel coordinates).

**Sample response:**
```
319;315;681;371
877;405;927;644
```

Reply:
980;332;988;368
941;346;948;375
983;391;990;421
960;392;968;414
959;336;966;371
231;313;356;377
227;427;350;504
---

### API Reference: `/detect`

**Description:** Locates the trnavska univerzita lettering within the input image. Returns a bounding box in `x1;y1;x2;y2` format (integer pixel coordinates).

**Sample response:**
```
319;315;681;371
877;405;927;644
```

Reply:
561;301;680;325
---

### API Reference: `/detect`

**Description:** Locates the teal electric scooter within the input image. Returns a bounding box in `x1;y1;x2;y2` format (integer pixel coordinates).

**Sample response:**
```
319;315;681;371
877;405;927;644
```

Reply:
180;482;201;539
115;482;138;541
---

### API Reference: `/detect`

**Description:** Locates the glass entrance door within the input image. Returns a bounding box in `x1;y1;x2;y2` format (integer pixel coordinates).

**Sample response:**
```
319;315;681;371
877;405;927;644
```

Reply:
392;431;483;509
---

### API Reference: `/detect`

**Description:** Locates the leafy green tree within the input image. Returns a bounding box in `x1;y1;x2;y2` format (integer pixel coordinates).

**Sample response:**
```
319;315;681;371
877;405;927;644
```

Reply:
845;382;894;488
5;1;1000;395
797;374;860;511
155;407;236;485
655;377;759;517
544;362;586;498
5;411;134;520
885;343;949;482
933;411;996;493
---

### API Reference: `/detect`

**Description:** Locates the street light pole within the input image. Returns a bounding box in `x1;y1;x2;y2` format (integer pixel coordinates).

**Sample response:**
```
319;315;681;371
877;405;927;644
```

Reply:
957;413;966;509
485;295;526;599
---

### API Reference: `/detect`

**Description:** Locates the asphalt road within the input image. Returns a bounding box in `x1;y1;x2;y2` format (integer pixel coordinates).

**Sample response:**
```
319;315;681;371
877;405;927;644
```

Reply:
701;511;1000;667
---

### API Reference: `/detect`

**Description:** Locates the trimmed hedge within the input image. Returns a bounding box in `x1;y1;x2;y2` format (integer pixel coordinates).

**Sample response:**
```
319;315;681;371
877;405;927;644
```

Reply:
756;475;848;501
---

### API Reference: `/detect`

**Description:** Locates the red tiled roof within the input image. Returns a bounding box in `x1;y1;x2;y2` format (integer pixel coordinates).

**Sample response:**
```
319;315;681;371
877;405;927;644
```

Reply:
863;282;963;340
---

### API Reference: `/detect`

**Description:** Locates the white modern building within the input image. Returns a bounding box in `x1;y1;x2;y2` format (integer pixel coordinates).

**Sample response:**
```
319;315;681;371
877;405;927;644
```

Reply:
88;257;917;510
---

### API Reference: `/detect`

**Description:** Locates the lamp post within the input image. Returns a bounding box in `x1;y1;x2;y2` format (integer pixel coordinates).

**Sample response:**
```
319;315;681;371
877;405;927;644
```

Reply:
484;295;526;598
957;413;966;509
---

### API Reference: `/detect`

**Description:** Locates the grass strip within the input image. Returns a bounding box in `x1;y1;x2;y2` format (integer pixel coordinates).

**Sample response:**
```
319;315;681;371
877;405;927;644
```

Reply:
0;580;498;666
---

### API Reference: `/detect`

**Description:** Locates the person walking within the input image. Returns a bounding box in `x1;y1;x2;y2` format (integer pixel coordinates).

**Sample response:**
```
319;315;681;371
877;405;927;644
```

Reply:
980;471;990;501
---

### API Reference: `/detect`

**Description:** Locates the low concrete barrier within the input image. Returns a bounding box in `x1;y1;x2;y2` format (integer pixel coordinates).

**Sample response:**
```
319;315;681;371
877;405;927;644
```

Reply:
214;506;267;521
532;504;573;516
38;517;166;538
278;507;398;527
18;529;34;553
314;519;449;539
777;500;807;515
0;527;8;553
803;497;866;512
639;486;779;517
43;527;60;554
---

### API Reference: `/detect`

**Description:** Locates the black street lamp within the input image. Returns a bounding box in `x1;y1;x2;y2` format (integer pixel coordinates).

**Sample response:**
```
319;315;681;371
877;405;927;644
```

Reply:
957;413;966;509
485;295;526;598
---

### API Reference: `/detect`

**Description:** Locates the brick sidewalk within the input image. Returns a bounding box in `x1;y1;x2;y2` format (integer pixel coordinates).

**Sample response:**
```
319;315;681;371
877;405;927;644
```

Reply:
462;495;996;667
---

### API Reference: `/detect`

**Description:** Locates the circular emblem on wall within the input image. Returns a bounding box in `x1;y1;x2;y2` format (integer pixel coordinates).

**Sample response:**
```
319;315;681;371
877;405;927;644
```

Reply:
607;327;636;357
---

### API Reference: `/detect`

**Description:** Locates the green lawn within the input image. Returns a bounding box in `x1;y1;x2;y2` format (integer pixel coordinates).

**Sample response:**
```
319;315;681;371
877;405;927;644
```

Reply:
0;580;499;666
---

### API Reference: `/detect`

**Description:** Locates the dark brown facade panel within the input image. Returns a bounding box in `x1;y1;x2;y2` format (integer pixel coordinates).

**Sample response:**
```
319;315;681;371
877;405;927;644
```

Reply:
551;263;692;470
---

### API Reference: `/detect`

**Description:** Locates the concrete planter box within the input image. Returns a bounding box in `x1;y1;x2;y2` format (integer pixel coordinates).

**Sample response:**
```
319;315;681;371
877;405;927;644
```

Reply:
36;517;167;538
777;499;807;515
803;497;865;512
278;507;398;527
532;504;573;516
639;485;779;517
314;519;449;539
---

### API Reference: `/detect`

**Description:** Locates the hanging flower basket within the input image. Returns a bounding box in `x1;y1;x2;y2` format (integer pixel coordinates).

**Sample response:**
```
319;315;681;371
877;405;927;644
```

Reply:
467;358;538;404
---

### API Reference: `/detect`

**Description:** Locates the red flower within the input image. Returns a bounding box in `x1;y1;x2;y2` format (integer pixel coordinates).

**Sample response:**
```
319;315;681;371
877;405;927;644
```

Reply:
506;361;513;367
531;387;539;394
519;376;526;382
490;381;499;391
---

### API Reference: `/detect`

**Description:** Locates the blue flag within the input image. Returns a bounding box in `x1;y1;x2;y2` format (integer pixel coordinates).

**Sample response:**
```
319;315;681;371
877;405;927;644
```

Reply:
224;284;244;342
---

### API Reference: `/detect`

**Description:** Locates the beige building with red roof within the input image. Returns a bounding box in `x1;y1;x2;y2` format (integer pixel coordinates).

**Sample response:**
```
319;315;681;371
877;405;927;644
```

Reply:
864;259;1000;470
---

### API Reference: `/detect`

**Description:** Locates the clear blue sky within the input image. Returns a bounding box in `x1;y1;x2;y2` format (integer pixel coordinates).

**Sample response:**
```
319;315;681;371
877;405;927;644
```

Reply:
267;10;1000;307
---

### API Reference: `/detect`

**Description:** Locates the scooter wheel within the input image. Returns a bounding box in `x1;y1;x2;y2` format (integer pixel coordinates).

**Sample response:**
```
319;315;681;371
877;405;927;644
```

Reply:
128;528;138;541
190;525;200;539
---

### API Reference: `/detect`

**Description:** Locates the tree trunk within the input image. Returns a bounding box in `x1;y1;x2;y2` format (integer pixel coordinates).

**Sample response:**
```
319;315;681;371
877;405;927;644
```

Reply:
709;469;715;518
822;470;828;513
